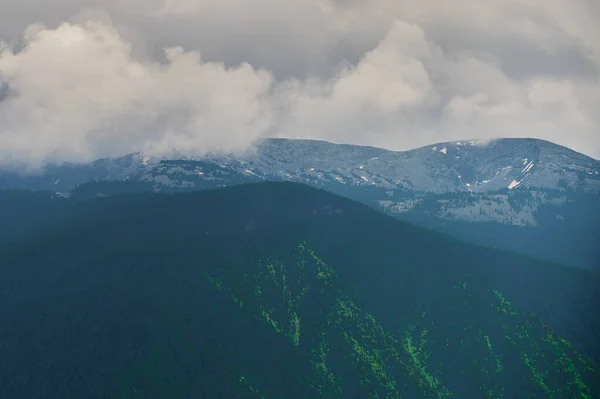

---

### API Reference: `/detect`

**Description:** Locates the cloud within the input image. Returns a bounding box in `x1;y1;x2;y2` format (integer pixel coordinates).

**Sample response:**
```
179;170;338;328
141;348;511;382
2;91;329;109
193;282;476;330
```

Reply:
0;20;273;168
0;0;599;167
272;21;439;146
273;15;600;155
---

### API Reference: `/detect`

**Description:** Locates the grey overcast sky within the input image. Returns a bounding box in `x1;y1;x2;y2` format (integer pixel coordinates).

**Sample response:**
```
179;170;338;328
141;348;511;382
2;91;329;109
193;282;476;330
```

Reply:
0;0;599;167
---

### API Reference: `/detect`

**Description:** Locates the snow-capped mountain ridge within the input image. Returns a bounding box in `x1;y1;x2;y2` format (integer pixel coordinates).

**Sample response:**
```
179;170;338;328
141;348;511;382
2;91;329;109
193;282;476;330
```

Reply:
2;137;598;269
6;137;596;195
131;137;599;193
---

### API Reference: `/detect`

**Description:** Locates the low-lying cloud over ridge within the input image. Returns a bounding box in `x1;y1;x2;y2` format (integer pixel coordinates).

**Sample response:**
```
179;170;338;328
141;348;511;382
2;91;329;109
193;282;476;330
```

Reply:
0;0;599;168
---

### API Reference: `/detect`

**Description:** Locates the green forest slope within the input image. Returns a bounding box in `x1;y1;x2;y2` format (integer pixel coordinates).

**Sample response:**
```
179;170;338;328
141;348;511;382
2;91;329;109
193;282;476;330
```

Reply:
0;182;598;398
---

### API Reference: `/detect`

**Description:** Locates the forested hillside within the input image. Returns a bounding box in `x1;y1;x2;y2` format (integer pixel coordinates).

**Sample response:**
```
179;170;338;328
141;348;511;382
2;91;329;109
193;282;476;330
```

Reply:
0;183;598;398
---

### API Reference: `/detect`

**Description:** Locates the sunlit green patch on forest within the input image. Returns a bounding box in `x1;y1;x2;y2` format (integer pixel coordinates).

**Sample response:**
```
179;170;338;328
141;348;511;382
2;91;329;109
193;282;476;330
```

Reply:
208;243;598;398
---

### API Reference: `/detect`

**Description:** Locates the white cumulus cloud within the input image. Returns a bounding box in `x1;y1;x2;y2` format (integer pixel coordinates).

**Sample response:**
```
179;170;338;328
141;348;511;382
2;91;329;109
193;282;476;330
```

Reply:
0;0;598;167
0;20;273;168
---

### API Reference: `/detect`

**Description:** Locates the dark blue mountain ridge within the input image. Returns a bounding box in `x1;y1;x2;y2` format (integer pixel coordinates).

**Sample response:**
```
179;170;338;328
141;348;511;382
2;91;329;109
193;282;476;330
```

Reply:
1;137;598;269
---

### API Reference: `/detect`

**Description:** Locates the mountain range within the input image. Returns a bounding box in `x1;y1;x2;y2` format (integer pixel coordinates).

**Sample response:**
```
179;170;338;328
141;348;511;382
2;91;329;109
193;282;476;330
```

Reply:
1;137;599;270
0;183;599;398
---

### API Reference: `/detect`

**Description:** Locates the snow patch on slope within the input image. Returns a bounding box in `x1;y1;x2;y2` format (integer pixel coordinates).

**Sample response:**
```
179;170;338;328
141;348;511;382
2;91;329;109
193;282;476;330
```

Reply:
378;199;422;213
522;161;535;174
508;180;521;189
